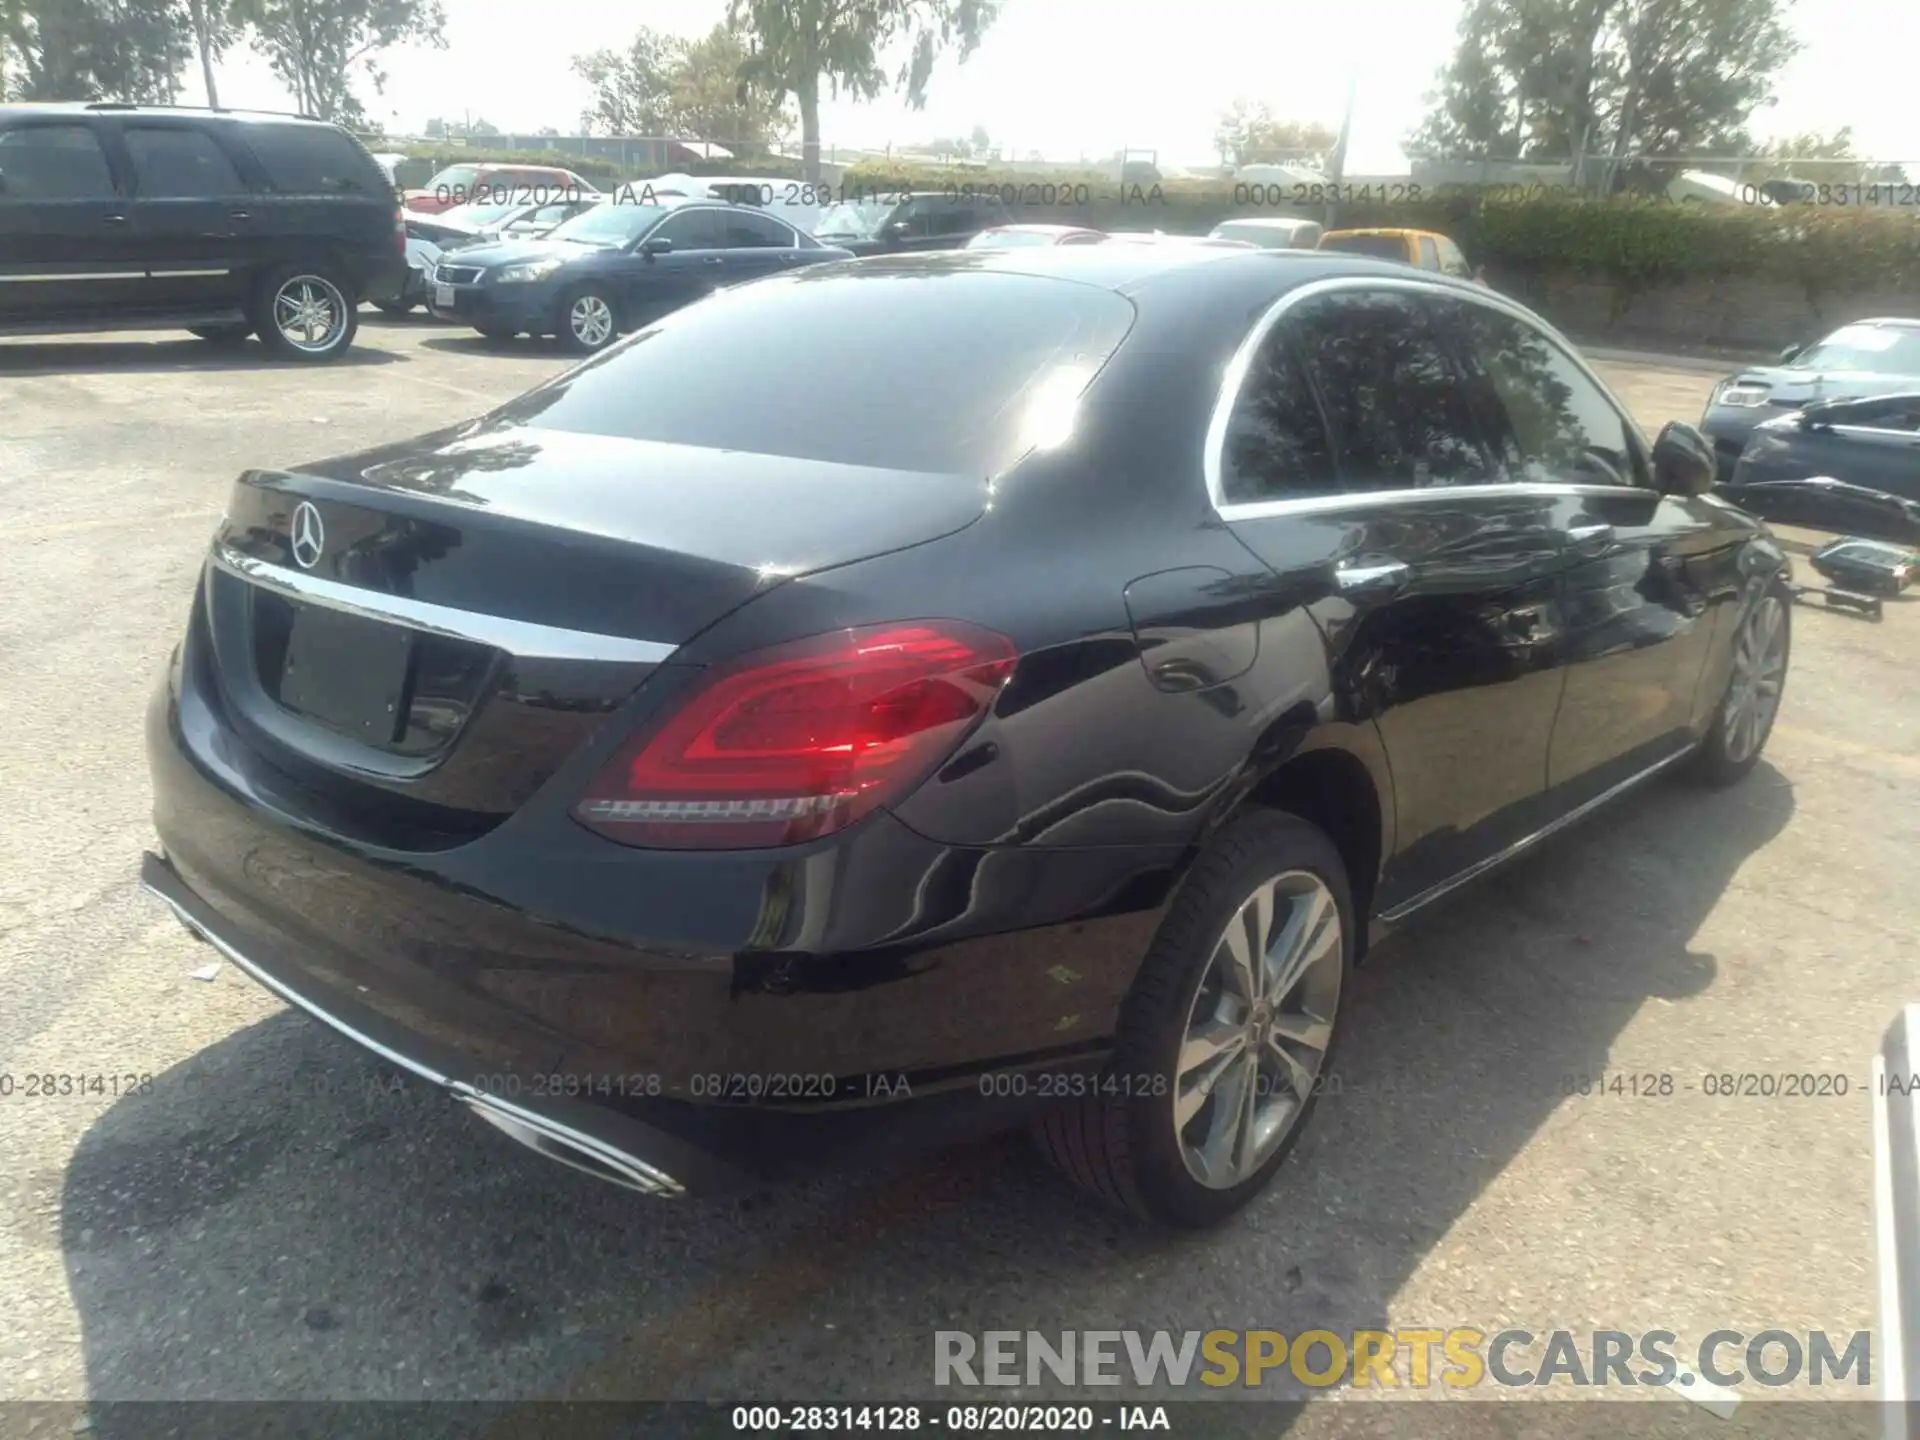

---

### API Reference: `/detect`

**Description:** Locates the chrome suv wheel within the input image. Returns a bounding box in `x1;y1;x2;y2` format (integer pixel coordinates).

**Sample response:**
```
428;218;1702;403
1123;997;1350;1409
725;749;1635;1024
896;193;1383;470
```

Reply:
251;265;358;361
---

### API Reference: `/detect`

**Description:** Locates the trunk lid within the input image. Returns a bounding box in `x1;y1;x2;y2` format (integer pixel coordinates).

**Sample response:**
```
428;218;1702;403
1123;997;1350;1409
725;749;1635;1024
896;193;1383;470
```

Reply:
202;421;988;842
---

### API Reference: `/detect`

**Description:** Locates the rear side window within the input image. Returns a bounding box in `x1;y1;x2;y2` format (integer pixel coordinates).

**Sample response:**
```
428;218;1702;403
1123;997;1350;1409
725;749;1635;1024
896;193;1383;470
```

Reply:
1278;290;1498;491
1440;299;1643;486
0;124;115;199
721;210;793;248
1217;328;1339;502
125;127;243;197
509;271;1136;475
242;123;383;195
1319;233;1410;262
1418;236;1440;270
1436;237;1472;278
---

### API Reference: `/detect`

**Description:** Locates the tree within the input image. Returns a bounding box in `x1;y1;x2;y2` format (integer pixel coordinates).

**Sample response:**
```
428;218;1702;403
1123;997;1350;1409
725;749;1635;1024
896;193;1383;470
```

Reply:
237;0;446;124
3;0;190;102
1747;128;1907;188
1411;0;1796;184
184;0;241;108
665;23;792;151
575;24;792;150
727;0;1000;182
1213;101;1337;168
572;25;678;135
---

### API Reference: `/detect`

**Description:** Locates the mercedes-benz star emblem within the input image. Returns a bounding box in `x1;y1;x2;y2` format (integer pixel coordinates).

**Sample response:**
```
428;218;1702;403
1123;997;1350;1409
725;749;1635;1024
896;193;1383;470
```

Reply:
290;501;325;570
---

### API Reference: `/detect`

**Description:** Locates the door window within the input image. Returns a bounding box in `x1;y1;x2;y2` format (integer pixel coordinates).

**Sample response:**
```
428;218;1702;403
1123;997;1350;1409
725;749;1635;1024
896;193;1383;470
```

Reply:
1436;237;1473;278
720;210;794;248
1273;290;1498;492
125;127;244;198
1440;298;1644;487
649;207;726;249
241;123;385;195
0;125;115;199
1418;235;1440;270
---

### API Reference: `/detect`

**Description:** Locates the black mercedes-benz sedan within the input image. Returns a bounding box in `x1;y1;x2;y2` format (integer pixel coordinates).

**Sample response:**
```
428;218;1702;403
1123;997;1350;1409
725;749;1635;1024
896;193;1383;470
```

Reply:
144;247;1793;1228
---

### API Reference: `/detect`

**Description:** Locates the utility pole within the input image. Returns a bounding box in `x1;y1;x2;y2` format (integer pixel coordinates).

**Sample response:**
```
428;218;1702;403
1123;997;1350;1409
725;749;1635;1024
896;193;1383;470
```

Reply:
1325;67;1358;229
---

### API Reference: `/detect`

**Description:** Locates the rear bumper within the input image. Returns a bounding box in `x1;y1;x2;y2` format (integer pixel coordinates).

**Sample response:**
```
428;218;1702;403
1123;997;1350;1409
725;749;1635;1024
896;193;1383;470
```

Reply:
143;612;1180;1192
143;849;705;1194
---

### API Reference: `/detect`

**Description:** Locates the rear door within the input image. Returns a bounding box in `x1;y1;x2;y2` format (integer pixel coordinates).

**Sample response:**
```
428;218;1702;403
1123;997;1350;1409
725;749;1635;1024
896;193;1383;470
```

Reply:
715;207;804;283
117;121;252;316
231;121;393;294
1436;295;1744;805
1813;396;1920;498
624;205;726;321
1215;282;1579;911
0;117;142;326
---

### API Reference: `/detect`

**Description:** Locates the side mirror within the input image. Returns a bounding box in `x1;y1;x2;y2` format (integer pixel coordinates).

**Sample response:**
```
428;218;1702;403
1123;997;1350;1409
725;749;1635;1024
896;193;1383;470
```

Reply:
884;220;912;242
1652;420;1717;496
1779;342;1805;364
640;236;673;257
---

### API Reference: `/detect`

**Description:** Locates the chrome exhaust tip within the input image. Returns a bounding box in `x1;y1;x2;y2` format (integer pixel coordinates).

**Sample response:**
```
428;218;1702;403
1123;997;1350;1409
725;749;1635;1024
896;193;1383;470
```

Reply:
460;1093;685;1197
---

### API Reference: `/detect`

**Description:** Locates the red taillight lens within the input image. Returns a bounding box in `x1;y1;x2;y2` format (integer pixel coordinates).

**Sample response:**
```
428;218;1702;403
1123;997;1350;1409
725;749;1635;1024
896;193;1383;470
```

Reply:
574;621;1017;850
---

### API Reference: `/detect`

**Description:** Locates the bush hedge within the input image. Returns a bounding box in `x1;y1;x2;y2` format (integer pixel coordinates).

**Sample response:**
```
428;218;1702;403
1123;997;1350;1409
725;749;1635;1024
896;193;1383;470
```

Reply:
836;162;1920;291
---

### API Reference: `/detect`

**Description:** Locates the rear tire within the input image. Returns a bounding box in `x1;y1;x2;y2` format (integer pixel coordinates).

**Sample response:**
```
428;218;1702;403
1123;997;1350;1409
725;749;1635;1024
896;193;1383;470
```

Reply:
1690;582;1790;788
1032;811;1353;1227
188;324;251;345
556;287;619;354
250;263;358;361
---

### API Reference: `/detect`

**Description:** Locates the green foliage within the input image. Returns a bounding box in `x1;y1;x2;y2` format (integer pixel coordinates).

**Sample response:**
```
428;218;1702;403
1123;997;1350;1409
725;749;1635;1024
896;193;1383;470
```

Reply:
1414;0;1797;166
572;23;791;152
1213;102;1338;168
729;0;999;178
3;0;189;102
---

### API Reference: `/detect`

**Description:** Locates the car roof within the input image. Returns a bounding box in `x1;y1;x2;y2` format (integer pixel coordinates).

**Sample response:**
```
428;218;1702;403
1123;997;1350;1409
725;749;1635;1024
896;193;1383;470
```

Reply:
829;245;1479;303
0;101;338;128
983;223;1097;235
1837;317;1920;330
1214;217;1318;229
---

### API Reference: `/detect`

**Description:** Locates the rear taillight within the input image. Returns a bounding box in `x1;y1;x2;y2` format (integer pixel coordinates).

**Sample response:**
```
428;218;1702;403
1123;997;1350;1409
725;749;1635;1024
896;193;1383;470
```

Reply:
574;621;1017;850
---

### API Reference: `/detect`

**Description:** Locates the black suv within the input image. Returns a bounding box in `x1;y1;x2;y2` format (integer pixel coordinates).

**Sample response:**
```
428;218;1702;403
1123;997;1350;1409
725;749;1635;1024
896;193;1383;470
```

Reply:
0;103;404;361
815;190;1012;254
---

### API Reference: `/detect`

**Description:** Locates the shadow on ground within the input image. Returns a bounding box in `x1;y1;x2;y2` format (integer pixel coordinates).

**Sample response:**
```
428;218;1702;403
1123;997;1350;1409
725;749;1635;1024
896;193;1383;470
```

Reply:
56;765;1794;1430
0;335;403;376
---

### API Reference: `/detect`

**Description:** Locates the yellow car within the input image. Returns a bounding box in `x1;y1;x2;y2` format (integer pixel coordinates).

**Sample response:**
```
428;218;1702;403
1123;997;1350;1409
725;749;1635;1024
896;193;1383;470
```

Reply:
1318;227;1479;281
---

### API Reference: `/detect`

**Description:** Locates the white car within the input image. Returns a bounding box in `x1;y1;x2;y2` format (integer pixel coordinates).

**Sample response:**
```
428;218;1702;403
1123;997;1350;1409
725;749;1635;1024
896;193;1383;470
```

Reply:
1208;217;1324;249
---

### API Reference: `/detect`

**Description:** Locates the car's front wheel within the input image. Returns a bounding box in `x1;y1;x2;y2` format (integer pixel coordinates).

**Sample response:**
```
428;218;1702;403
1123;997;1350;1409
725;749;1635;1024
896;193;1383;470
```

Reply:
1691;582;1791;787
251;265;358;361
557;288;619;354
1033;810;1352;1227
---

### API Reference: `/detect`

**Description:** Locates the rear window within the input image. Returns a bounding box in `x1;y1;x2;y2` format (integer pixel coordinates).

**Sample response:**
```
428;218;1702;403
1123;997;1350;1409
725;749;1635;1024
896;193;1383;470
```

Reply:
242;122;384;195
507;271;1137;475
1319;233;1412;261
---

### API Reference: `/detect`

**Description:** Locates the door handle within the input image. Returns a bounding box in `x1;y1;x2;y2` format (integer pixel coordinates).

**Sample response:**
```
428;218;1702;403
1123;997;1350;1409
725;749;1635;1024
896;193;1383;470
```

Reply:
1334;557;1412;596
228;209;251;221
702;256;725;266
104;213;128;225
1566;522;1615;554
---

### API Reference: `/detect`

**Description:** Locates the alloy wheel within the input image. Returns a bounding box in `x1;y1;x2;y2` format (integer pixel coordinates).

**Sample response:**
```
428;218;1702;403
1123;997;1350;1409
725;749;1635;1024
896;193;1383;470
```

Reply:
1723;593;1787;764
272;275;348;353
1174;869;1342;1189
569;295;615;348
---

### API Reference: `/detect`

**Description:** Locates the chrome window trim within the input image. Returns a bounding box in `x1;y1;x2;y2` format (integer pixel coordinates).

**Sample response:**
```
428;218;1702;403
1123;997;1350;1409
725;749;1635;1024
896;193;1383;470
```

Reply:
1203;273;1653;519
0;271;147;282
211;542;677;666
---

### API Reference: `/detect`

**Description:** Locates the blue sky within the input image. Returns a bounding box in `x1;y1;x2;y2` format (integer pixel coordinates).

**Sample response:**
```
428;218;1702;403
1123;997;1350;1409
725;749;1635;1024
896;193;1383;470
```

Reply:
181;0;1920;172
